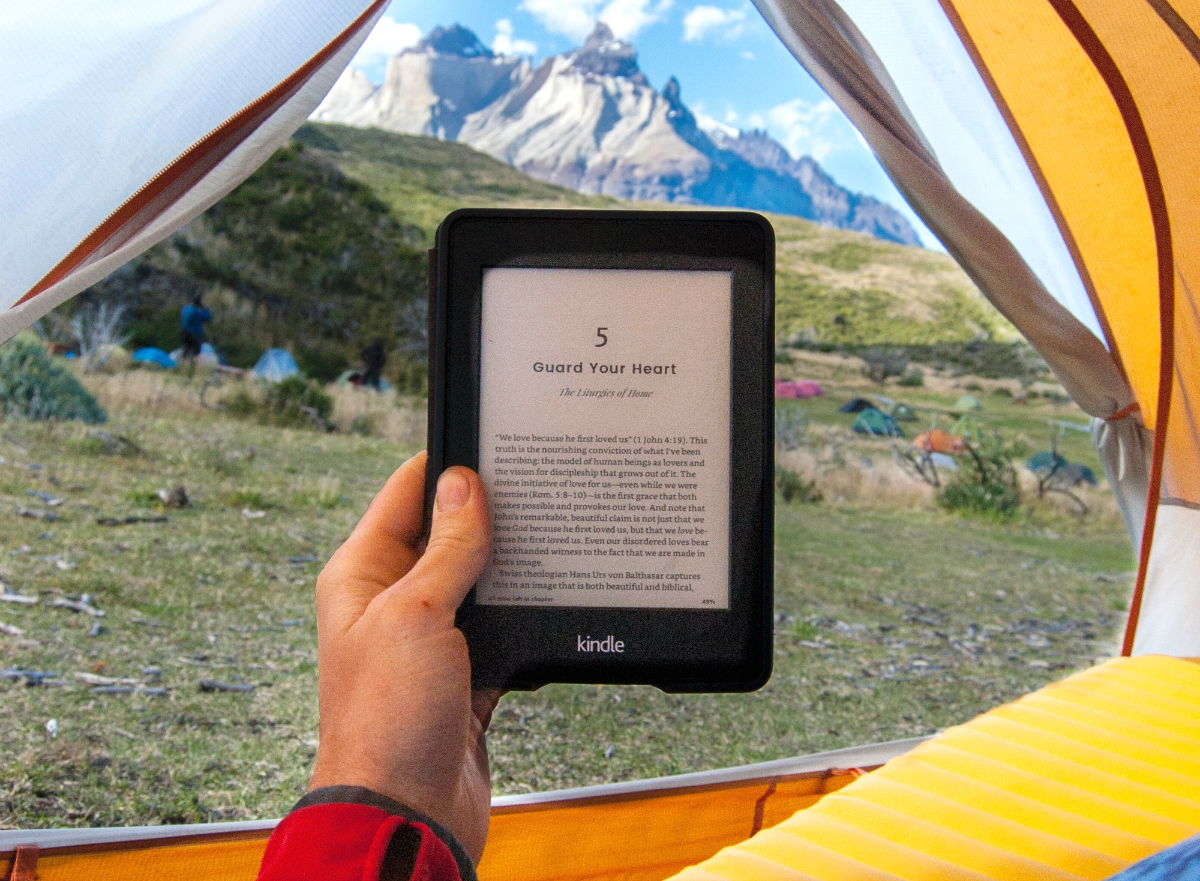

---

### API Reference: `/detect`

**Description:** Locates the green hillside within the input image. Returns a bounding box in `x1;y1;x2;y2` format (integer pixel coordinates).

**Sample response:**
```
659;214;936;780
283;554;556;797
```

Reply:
294;123;616;242
65;123;1019;379
299;123;1016;348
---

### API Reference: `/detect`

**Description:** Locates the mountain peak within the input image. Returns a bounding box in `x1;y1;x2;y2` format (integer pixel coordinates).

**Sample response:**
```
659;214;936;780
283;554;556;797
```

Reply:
567;22;645;82
416;24;493;58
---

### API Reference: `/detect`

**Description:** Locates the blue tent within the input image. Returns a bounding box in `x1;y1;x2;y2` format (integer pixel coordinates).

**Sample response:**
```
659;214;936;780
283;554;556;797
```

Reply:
252;348;299;383
132;347;175;368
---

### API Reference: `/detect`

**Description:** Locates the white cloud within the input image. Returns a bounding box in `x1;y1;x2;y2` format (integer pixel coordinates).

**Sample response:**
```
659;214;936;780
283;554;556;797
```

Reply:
520;0;601;41
600;0;673;40
493;18;537;56
682;5;747;42
764;97;850;162
520;0;670;41
351;16;420;67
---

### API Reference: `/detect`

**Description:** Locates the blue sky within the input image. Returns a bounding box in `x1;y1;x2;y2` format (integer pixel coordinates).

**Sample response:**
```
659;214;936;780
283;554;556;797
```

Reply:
352;0;935;246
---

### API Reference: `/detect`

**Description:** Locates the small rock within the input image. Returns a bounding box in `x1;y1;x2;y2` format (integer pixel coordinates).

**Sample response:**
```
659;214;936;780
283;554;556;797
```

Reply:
0;621;24;636
158;485;189;508
199;680;255;693
52;597;104;617
242;508;266;519
17;508;57;522
45;719;58;739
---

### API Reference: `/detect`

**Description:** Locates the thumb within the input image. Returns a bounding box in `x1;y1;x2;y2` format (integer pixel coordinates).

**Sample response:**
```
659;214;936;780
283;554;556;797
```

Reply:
397;467;490;616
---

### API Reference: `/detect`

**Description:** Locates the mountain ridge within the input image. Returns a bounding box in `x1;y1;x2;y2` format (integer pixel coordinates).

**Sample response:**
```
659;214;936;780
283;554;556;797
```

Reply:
313;23;919;245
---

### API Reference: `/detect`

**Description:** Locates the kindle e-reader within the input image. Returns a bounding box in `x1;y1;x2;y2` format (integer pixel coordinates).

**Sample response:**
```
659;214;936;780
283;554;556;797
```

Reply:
425;209;774;692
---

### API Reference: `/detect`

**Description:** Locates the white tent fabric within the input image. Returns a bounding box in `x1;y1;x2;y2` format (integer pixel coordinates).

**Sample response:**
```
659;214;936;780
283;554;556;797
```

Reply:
835;0;1102;340
750;0;1169;650
0;0;387;341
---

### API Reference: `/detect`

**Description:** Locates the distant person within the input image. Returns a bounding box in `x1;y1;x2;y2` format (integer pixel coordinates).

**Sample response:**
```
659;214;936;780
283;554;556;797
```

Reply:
180;296;212;371
361;338;386;390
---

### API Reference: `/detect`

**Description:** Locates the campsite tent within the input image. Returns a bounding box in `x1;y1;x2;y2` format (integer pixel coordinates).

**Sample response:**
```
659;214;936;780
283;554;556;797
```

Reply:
169;342;221;367
252;348;300;383
953;394;984;411
774;379;823;399
851;407;903;437
131;347;176;369
4;0;1200;877
838;397;876;413
914;429;966;455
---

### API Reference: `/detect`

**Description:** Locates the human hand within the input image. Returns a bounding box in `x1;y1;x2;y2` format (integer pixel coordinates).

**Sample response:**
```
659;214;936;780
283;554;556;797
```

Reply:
309;452;500;863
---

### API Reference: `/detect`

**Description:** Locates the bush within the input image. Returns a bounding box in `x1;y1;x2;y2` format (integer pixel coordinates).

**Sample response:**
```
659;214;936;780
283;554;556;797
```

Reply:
861;347;909;383
775;466;823;504
775;403;809;451
263;377;333;429
393;360;428;397
0;335;106;423
897;366;924;387
938;433;1025;519
296;345;349;383
222;377;333;430
774;349;791;364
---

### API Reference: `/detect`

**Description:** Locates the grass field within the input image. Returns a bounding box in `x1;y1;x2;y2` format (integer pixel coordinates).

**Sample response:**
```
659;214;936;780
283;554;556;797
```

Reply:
0;366;1134;828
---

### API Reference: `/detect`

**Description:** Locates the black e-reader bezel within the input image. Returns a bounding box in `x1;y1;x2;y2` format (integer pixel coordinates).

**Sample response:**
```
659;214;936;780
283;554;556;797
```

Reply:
426;208;774;693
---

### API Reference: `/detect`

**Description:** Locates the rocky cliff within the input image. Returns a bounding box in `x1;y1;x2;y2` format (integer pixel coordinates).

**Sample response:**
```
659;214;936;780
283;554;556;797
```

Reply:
313;24;919;245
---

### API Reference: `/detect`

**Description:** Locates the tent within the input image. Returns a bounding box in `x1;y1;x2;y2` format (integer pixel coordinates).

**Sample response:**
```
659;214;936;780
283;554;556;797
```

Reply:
890;403;918;421
851;407;903;437
1027;450;1071;474
131;347;176;369
914;429;966;455
4;0;1200;877
774;378;823;398
252;348;300;383
838;397;876;413
169;342;221;367
953;393;984;411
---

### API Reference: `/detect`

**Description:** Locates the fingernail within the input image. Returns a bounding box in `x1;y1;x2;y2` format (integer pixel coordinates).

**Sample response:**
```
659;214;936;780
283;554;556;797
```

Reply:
437;469;470;511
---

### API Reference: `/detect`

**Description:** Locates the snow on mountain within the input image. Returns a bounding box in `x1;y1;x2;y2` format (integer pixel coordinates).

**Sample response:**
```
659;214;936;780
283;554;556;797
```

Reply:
312;24;919;245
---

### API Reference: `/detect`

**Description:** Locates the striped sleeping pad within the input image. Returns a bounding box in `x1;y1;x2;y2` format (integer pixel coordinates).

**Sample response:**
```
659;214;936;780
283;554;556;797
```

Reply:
672;655;1200;881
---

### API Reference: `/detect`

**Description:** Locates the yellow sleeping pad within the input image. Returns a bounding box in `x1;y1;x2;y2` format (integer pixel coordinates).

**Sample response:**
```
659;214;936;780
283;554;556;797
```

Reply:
670;655;1200;881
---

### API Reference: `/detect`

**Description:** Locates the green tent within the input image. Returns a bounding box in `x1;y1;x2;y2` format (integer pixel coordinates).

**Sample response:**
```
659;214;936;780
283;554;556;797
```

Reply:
852;407;903;438
953;394;984;411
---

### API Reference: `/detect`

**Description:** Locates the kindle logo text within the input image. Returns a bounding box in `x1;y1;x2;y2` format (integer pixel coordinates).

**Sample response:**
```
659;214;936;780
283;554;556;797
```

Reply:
577;635;625;653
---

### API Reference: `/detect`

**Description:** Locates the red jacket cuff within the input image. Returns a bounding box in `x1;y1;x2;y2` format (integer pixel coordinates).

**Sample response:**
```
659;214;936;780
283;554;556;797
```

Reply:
257;802;464;881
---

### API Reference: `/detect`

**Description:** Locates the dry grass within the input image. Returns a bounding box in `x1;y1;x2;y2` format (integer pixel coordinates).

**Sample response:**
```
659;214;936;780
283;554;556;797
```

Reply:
78;367;426;446
325;384;425;444
79;367;213;417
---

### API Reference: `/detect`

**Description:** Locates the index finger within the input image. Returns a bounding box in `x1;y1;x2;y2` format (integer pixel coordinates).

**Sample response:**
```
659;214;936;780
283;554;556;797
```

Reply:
317;452;429;629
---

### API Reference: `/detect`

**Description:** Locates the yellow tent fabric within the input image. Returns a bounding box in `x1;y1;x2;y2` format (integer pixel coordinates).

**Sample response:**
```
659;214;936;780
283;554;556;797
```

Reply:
8;656;1196;880
670;655;1200;881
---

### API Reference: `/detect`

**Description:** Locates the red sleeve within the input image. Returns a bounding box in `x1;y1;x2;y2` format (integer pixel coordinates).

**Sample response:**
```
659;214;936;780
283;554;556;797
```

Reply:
257;802;464;881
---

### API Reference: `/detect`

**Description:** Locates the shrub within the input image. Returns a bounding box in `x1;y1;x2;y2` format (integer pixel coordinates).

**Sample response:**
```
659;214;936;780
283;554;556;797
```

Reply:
938;433;1025;519
775;466;823;504
263;377;334;429
0;334;106;423
897;366;924;387
222;377;334;429
861;347;909;383
774;403;809;451
774;349;791;364
393;360;428;397
296;345;349;383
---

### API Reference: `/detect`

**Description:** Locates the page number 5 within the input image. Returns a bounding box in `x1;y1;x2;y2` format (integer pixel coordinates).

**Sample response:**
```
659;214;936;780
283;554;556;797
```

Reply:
595;327;608;347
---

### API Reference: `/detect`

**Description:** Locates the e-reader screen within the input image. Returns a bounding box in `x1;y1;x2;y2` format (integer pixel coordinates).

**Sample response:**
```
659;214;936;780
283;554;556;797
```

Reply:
478;268;731;610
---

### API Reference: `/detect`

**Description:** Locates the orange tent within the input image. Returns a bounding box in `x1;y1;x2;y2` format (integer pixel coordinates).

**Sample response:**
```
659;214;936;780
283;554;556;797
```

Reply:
913;429;967;455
